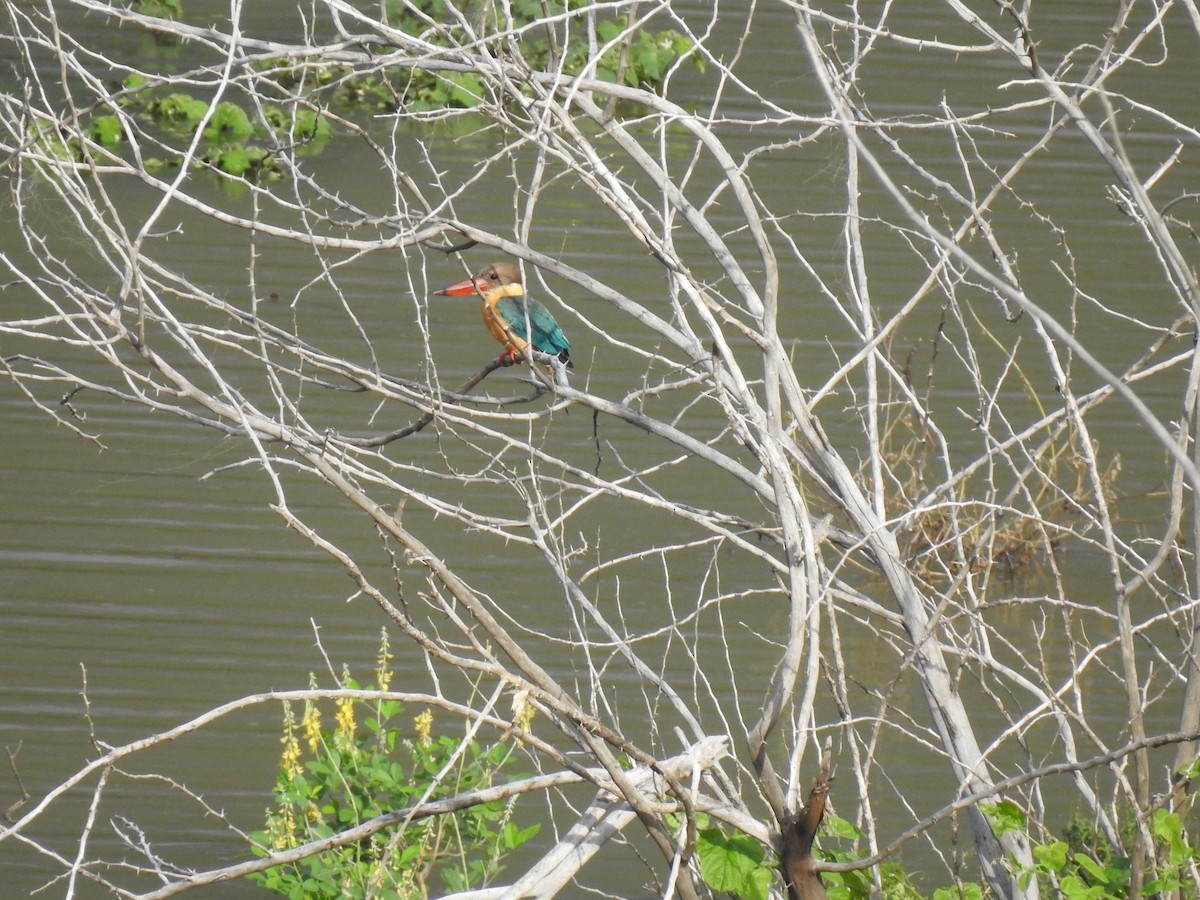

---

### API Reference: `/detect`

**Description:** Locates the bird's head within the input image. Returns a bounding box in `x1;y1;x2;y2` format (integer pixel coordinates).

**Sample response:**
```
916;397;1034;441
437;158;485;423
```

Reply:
435;262;523;298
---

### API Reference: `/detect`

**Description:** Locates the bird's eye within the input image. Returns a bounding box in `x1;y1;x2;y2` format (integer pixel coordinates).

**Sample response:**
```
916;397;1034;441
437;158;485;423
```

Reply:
489;272;498;281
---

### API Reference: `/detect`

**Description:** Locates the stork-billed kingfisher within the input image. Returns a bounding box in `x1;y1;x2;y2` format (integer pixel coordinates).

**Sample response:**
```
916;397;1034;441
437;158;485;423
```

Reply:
436;262;573;373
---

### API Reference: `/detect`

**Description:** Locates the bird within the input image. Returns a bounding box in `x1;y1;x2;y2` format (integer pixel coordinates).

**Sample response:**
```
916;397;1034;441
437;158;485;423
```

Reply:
436;262;573;378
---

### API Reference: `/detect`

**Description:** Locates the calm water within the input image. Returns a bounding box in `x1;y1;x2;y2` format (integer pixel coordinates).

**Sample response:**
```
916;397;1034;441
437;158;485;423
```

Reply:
2;1;1197;896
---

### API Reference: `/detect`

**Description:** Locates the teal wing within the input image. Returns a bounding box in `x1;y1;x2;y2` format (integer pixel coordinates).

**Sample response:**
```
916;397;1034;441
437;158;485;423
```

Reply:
496;296;572;366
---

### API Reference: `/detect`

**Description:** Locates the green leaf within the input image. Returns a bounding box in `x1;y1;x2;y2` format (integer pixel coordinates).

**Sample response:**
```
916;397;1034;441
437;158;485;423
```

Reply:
825;871;871;900
152;93;209;129
822;814;865;841
1073;852;1111;882
89;115;124;148
501;821;540;849
696;826;766;894
743;865;773;900
1178;755;1200;782
441;72;484;108
1143;872;1182;894
1032;840;1069;871
133;0;182;19
203;102;254;145
595;20;621;43
1059;874;1105;900
981;799;1026;836
1150;809;1189;865
933;886;984;900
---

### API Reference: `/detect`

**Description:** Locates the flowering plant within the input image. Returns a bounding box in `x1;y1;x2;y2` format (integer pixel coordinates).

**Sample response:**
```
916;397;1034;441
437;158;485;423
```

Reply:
249;631;539;898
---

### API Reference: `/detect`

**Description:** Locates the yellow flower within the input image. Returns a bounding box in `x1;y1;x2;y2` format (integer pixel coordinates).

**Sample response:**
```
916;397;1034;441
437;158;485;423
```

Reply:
272;806;298;849
511;688;535;733
414;708;433;746
374;628;394;692
335;695;356;744
517;702;535;733
278;702;304;781
301;702;322;753
280;734;303;781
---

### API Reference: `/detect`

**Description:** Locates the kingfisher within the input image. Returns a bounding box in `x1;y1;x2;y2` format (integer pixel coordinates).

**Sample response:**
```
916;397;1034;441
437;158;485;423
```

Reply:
436;262;573;378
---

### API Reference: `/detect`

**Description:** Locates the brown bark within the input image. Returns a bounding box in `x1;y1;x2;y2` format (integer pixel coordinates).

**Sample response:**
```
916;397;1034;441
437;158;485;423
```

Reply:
780;747;831;900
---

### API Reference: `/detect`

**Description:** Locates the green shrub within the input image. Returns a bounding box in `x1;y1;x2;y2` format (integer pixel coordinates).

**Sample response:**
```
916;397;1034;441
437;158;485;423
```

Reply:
248;633;539;899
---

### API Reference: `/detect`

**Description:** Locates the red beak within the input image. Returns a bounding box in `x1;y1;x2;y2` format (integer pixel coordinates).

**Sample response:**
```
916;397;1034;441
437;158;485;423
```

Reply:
435;276;484;297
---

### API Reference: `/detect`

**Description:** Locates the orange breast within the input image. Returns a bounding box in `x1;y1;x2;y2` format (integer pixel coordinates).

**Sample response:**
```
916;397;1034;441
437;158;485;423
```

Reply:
482;299;527;354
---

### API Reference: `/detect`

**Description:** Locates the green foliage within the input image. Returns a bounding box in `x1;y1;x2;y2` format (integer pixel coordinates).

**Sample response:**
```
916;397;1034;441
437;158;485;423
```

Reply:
88;115;124;149
202;144;270;178
504;0;704;92
818;815;930;900
1021;838;1131;897
27;119;75;165
145;92;209;132
813;806;1200;899
130;0;182;19
202;101;254;145
696;824;772;900
262;106;332;145
982;798;1029;837
665;812;774;900
665;803;1200;900
589;18;702;88
63;0;700;183
931;884;985;900
314;0;704;112
248;633;538;899
103;84;328;180
1013;809;1200;898
194;102;268;176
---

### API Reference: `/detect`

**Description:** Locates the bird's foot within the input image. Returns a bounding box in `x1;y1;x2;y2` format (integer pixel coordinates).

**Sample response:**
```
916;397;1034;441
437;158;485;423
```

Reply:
498;350;520;367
